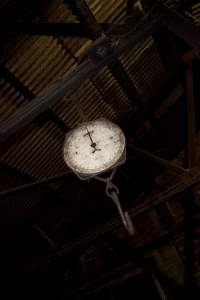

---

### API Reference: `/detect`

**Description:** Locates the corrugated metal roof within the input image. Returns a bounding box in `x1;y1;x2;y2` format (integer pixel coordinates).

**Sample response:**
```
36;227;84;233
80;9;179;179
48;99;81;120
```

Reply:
0;0;166;182
0;0;199;225
183;2;200;25
121;36;166;103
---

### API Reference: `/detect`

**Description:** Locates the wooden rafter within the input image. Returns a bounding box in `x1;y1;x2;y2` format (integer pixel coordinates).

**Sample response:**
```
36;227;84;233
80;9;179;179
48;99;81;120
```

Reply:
142;0;180;76
25;167;200;272
0;22;139;38
67;0;145;111
0;14;156;145
0;64;70;153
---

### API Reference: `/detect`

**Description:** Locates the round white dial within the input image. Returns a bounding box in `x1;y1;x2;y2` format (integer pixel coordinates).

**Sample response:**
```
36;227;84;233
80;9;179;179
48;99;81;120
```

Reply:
63;119;126;178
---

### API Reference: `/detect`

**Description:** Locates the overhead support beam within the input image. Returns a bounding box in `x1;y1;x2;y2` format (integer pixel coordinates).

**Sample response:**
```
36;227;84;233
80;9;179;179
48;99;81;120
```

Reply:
177;0;200;13
0;15;157;145
42;110;69;133
0;22;133;38
1;3;200;145
0;64;69;132
128;144;187;175
151;26;180;77
184;61;197;288
0;64;70;153
0;64;35;100
185;62;196;168
0;171;72;197
156;3;200;50
108;60;144;110
0;160;34;183
0;139;188;196
26;168;200;272
0;160;64;201
127;0;134;16
0;22;90;38
150;7;199;287
142;1;180;77
65;225;184;299
181;48;200;62
67;0;102;37
67;0;144;110
0;135;188;196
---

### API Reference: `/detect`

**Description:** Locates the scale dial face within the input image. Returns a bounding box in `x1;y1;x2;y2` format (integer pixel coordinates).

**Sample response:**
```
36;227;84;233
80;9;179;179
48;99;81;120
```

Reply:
63;119;126;177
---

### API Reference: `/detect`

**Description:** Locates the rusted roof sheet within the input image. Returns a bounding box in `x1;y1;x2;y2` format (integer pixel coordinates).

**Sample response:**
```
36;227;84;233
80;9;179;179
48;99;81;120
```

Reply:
0;0;167;182
0;0;198;224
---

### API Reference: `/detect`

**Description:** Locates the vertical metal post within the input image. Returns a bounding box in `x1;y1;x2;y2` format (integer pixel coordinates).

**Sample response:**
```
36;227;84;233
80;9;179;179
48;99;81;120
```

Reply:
184;61;196;289
185;62;196;168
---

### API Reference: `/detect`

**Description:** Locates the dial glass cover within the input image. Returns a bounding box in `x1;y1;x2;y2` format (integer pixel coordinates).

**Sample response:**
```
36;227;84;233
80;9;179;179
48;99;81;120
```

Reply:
63;118;125;177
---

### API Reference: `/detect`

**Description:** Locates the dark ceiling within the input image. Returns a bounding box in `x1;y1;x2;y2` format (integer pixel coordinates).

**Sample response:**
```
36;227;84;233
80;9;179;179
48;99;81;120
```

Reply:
1;0;200;299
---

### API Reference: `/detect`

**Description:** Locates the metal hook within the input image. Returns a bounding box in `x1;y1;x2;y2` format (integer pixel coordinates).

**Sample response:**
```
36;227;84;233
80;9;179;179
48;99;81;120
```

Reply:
124;211;135;236
106;182;134;236
95;169;134;236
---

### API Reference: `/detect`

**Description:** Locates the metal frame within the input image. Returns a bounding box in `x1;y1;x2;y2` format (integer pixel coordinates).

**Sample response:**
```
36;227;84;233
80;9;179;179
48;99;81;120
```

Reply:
0;142;188;196
0;64;70;137
184;59;197;288
0;171;71;197
1;3;200;203
68;0;144;110
128;144;187;174
26;169;200;272
0;3;199;140
1;3;200;281
0;15;156;146
0;160;64;202
1;3;200;144
0;22;137;38
142;0;180;76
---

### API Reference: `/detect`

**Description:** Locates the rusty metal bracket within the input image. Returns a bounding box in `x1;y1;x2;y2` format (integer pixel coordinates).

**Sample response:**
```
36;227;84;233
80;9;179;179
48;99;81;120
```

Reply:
86;35;115;65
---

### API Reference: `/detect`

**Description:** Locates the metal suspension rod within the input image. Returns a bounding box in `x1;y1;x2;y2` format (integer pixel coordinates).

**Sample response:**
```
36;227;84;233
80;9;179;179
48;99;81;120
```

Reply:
129;144;188;174
0;171;72;197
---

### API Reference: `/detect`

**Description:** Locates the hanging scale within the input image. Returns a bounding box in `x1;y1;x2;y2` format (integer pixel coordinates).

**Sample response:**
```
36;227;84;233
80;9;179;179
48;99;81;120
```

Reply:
63;89;134;236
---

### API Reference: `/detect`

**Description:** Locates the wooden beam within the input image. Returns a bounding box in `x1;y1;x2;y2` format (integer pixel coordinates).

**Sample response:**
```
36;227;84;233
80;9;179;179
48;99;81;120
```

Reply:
0;16;156;144
177;0;200;13
68;0;144;110
0;171;72;197
185;62;196;168
0;22;89;38
0;137;188;196
152;26;180;76
142;1;180;76
127;0;134;16
128;144;187;174
0;64;70;133
0;160;63;201
26;169;200;272
181;49;200;63
65;226;184;299
184;61;197;288
0;22;133;38
156;3;200;50
67;0;102;38
109;60;144;110
0;64;35;100
0;64;70;151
